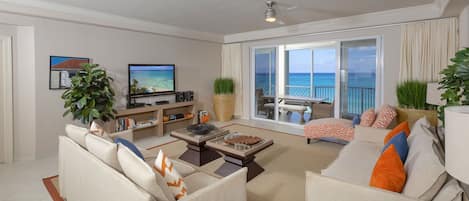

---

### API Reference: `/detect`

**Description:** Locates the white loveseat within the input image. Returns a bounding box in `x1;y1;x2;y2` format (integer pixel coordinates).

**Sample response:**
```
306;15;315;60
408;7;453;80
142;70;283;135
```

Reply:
59;125;247;201
306;118;453;201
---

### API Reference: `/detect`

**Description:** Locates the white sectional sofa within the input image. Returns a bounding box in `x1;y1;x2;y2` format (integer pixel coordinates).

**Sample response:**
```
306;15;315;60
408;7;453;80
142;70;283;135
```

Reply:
306;118;462;201
59;125;247;201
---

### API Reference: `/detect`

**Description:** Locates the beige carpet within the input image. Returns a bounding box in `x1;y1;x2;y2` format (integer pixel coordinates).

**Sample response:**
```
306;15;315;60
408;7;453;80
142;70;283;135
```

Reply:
150;124;343;201
44;124;343;201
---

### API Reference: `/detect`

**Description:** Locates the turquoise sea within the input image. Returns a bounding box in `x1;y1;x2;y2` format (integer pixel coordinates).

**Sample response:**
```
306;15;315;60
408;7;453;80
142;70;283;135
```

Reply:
130;70;174;92
255;72;376;114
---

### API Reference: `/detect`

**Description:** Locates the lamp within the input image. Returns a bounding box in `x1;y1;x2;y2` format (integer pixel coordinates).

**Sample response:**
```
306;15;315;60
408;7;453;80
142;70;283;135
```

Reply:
265;1;276;23
426;82;446;106
445;106;469;184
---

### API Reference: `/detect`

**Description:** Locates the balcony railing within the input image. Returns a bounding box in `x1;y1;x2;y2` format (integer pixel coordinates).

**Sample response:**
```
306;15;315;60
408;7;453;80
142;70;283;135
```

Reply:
285;85;375;115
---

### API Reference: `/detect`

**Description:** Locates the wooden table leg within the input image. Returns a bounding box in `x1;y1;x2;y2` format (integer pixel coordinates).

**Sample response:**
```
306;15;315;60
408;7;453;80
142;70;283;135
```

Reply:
179;144;221;166
215;155;264;182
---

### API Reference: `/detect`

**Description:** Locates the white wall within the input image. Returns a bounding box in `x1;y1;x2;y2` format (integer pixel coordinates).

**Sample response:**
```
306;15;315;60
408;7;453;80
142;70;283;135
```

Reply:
460;5;469;48
0;12;222;160
240;25;402;119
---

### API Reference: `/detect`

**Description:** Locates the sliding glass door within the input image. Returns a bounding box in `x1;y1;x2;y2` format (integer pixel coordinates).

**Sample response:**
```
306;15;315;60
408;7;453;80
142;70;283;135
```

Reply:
340;39;377;118
253;47;277;121
251;37;380;125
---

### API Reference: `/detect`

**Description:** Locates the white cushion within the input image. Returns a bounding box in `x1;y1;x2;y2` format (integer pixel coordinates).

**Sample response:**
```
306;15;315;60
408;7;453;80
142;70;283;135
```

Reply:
117;145;175;201
154;150;188;200
145;158;196;178
85;134;122;171
433;179;464;201
65;124;88;148
321;141;382;186
183;172;219;194
403;125;447;201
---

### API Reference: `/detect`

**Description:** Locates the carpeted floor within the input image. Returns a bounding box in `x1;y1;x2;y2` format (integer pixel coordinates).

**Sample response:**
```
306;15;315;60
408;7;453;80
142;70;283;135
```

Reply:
43;123;343;201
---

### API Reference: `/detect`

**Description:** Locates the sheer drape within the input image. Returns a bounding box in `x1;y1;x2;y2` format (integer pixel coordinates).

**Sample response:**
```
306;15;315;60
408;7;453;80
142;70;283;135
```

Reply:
221;43;243;117
400;18;459;82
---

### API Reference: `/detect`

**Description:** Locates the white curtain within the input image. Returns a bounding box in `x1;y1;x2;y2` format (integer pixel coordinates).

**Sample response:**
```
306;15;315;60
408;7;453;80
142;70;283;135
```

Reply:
400;18;459;82
221;43;243;117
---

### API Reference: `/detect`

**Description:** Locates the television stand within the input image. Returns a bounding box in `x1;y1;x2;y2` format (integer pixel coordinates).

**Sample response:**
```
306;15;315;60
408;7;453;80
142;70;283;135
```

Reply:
107;101;195;139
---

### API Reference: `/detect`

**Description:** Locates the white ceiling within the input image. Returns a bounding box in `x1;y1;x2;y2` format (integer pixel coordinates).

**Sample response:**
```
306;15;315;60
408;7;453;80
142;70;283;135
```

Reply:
33;0;435;34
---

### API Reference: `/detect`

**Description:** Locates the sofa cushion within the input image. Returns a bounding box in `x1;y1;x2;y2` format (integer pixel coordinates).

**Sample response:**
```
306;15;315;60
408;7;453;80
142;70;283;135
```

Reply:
65;124;89;148
360;109;376;127
369;145;406;193
115;138;144;160
117;145;175;201
154;150;188;200
85;134;122;171
372;105;397;129
382;132;409;163
183;172;219;194
403;126;447;201
384;121;410;144
322;141;382;186
432;179;464;201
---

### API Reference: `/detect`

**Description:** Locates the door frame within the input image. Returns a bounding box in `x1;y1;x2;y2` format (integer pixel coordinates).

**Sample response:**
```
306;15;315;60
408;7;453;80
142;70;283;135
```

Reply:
1;35;13;163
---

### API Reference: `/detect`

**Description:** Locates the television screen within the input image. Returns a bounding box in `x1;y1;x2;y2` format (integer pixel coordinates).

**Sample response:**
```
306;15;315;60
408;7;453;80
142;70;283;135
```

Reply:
129;64;175;97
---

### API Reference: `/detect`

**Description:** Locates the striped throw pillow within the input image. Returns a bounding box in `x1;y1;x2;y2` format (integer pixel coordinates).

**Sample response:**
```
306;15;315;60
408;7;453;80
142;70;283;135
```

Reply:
154;150;187;200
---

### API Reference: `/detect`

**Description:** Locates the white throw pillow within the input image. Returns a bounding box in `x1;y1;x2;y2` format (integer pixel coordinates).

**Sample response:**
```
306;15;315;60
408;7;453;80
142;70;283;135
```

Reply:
154;150;188;200
433;179;464;201
403;131;447;200
117;145;175;201
85;134;121;171
65;124;88;148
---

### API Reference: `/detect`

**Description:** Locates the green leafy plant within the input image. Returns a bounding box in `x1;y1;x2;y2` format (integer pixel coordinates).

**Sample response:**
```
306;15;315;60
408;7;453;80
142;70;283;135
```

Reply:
62;63;117;125
396;80;428;110
438;48;469;122
214;78;234;95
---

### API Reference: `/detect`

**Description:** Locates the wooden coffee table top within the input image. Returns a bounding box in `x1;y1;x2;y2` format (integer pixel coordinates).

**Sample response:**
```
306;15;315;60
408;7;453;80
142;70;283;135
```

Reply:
206;133;273;158
171;127;229;144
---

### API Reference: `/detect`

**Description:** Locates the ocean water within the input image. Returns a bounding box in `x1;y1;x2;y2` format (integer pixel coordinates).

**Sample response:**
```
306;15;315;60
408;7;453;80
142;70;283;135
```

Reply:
130;70;174;92
255;73;376;114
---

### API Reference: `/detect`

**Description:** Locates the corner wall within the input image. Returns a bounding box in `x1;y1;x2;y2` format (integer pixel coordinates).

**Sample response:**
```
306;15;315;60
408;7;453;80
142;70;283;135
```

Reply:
0;12;222;159
460;5;469;48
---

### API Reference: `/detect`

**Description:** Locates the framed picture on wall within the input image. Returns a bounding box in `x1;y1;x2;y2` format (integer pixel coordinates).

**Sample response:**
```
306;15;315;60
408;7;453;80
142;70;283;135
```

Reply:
49;56;90;89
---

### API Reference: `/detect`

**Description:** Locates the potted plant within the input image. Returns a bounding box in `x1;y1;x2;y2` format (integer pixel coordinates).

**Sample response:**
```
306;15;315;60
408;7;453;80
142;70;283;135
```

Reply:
438;47;469;124
213;78;235;122
396;80;438;127
62;63;117;126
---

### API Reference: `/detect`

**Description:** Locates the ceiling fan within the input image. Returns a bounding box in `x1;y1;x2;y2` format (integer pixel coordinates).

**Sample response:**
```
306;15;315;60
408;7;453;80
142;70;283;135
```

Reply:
263;0;342;25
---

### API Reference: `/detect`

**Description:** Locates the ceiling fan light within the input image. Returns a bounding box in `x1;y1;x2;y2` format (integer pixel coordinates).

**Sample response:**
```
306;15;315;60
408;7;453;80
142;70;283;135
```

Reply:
265;8;276;23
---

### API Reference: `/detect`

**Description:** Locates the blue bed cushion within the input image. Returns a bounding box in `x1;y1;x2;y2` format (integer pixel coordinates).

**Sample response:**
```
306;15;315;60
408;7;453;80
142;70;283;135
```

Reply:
382;132;409;163
114;138;144;160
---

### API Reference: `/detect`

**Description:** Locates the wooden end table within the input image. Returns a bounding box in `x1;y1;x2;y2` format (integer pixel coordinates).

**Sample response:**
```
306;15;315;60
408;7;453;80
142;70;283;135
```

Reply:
170;127;228;166
206;134;273;181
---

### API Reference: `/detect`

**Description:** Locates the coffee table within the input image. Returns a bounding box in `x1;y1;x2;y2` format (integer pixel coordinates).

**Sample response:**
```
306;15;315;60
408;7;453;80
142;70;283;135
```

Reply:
206;133;274;181
171;127;229;166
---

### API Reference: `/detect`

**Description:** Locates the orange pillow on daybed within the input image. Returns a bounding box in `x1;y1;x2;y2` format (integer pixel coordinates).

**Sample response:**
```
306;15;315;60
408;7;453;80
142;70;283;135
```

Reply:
384;121;410;144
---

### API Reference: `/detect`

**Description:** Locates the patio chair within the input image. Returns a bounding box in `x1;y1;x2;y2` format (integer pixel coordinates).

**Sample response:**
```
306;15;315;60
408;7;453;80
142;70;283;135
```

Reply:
311;101;334;120
255;88;275;118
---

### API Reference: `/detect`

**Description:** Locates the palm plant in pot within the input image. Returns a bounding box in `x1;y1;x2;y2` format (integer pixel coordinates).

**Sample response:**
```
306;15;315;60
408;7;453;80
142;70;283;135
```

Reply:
396;80;437;127
213;78;235;122
62;63;117;126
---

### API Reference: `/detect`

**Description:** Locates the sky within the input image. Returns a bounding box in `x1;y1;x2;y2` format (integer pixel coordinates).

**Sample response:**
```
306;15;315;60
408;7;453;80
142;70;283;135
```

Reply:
255;45;377;74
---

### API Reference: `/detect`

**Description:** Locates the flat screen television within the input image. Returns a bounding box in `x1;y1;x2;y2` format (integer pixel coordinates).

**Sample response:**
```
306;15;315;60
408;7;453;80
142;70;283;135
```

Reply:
128;64;176;98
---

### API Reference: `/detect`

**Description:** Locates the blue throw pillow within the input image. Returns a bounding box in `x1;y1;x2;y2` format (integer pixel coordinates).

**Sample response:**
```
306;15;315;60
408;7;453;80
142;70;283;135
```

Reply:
382;132;409;163
352;115;361;128
114;138;144;160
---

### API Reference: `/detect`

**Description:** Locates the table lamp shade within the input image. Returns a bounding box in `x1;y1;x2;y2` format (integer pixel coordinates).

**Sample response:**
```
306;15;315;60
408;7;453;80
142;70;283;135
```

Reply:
445;106;469;184
426;83;446;106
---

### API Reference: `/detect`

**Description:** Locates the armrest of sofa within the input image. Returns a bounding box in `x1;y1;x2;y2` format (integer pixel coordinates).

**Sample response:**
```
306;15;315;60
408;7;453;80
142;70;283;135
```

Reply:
180;168;247;201
354;125;391;144
306;171;420;201
109;129;134;142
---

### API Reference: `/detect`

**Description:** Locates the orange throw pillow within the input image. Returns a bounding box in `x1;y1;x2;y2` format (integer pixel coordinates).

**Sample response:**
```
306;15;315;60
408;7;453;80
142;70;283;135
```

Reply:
384;121;410;144
370;145;407;193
